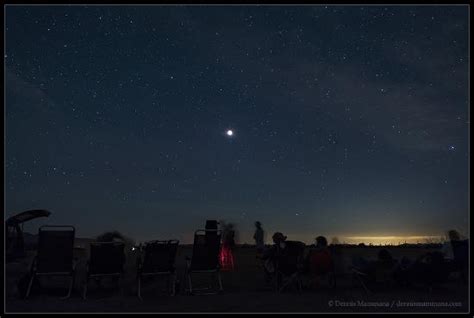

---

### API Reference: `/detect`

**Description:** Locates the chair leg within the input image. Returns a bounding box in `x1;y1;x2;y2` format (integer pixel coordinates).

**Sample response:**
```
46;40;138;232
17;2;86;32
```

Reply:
119;274;125;297
25;273;36;299
279;276;289;293
217;272;223;292
187;273;193;294
354;273;371;295
137;276;142;300
82;278;88;300
279;273;297;293
331;271;337;288
275;273;280;292
61;274;74;299
171;273;176;296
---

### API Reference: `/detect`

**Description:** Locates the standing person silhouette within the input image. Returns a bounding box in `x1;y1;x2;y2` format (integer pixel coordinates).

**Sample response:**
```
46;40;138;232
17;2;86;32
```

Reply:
253;221;265;253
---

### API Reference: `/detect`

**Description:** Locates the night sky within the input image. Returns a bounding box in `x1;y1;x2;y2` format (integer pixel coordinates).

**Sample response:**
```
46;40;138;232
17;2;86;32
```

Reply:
5;5;469;244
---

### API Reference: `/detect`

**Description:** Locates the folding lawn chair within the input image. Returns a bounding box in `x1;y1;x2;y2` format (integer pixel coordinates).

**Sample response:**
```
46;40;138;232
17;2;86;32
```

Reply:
351;259;399;295
26;225;76;299
137;240;179;300
82;241;125;299
185;229;223;295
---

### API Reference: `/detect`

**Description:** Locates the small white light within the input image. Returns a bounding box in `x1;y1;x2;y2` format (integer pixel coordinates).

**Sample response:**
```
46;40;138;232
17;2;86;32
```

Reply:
227;130;233;136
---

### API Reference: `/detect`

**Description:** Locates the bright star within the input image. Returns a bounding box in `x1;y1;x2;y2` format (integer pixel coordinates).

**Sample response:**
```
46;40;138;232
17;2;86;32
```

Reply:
226;130;233;136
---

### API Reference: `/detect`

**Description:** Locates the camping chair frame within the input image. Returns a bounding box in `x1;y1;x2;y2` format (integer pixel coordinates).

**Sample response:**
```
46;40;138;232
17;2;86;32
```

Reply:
351;267;372;295
136;240;179;300
25;225;76;299
185;229;223;295
351;262;398;295
82;241;126;299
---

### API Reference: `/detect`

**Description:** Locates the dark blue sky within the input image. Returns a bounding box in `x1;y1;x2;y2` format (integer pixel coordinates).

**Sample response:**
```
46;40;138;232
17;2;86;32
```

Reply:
5;5;469;244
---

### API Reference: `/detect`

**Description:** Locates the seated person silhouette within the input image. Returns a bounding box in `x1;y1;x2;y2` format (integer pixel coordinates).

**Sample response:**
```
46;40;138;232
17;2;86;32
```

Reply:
394;250;452;287
307;236;332;275
357;249;397;286
261;232;288;283
303;236;333;288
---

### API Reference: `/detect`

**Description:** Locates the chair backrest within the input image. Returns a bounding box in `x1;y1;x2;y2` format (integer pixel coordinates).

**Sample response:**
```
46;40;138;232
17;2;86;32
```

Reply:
88;241;125;275
190;229;221;271
6;223;24;258
142;240;179;273
36;225;75;273
276;240;306;275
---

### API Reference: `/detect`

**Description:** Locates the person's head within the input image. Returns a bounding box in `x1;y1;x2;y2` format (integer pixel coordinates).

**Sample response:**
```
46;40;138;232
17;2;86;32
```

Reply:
255;221;262;229
447;229;461;241
315;236;328;248
272;232;287;244
378;249;393;262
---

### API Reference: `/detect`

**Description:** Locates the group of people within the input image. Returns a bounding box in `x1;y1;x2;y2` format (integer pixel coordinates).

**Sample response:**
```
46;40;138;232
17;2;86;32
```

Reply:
252;222;334;287
251;222;468;289
215;220;468;291
350;229;469;289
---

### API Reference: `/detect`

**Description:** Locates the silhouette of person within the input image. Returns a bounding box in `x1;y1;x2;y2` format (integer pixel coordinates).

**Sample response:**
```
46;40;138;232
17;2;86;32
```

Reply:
307;236;332;275
261;232;288;281
441;229;461;260
253;221;265;253
223;223;236;250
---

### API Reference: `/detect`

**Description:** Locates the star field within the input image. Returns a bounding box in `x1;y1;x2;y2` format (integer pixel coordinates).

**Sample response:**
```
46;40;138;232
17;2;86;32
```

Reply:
5;5;469;244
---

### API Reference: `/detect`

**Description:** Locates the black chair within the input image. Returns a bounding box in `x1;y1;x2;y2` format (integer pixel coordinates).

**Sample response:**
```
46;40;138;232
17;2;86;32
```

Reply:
26;225;76;299
450;239;468;282
82;241;125;299
351;258;399;294
137;240;179;300
185;229;223;294
275;241;306;293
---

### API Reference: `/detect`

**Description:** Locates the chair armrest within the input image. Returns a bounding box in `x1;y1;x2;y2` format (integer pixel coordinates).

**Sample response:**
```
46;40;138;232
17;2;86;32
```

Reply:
136;256;142;272
85;260;90;275
72;257;79;271
351;267;368;276
29;255;38;273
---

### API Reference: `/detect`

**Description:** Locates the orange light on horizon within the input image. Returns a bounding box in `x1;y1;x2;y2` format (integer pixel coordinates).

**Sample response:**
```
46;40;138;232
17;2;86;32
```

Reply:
342;235;444;245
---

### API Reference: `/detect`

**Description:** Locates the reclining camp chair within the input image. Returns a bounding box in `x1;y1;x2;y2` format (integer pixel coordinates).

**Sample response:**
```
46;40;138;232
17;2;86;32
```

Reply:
26;225;76;299
136;240;179;300
185;229;223;295
351;253;399;294
275;240;306;293
83;241;125;299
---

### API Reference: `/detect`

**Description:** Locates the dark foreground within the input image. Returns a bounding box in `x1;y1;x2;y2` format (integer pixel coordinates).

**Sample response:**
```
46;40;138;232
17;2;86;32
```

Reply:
6;244;469;313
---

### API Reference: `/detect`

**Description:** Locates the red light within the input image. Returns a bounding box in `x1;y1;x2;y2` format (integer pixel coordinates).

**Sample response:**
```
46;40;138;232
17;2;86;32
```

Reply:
219;246;234;271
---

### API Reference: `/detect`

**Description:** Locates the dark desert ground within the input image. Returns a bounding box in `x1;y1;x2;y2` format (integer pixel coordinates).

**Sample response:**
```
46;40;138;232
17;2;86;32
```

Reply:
5;239;469;313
